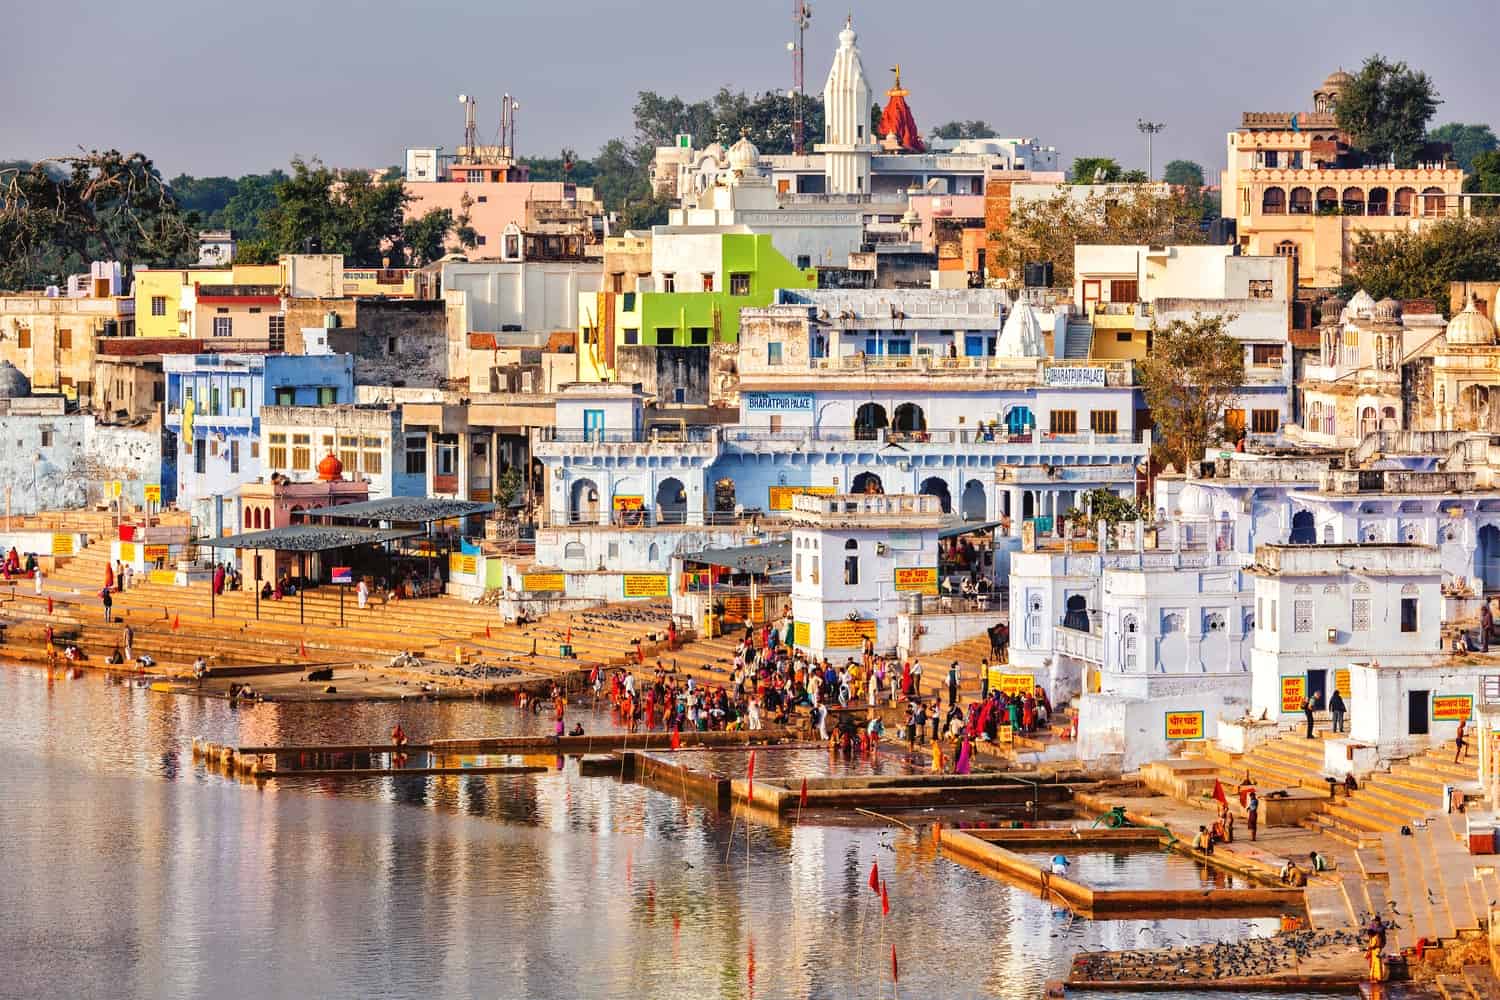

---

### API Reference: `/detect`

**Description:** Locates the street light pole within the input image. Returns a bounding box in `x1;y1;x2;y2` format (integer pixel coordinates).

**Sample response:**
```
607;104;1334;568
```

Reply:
1137;119;1165;180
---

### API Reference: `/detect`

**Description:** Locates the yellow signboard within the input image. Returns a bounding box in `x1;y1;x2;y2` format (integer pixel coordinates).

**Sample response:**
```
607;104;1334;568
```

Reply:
1335;668;1351;699
144;545;169;564
793;621;810;646
449;553;478;577
995;725;1014;747
51;534;74;556
722;595;751;620
105;480;122;499
1164;710;1206;741
769;485;836;511
119;542;136;562
996;672;1035;697
522;572;565;592
149;569;177;586
1281;675;1307;714
612;495;644;512
1433;694;1474;722
824;619;877;648
144;484;162;503
623;573;669;599
894;567;939;594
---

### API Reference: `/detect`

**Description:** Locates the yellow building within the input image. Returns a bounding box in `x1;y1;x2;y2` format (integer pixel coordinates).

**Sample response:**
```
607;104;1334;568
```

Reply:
133;263;281;338
0;289;134;402
1222;70;1465;289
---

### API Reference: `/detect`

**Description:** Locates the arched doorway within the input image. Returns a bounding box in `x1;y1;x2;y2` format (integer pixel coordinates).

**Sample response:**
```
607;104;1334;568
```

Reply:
1064;594;1089;631
918;476;951;512
851;472;884;495
892;403;926;434
961;479;986;521
570;477;600;524
1480;525;1500;592
1004;406;1034;437
1290;510;1315;544
1022;492;1035;519
854;403;888;441
656;477;687;524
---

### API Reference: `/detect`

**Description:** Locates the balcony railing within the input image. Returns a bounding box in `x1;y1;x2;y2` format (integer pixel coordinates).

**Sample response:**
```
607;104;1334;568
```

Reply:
1054;619;1104;664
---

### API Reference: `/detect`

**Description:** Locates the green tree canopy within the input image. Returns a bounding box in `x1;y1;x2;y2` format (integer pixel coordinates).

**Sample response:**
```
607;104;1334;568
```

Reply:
1336;55;1441;168
930;120;997;140
1346;218;1500;312
1162;159;1205;187
1139;313;1245;472
1070;157;1122;184
1428;122;1497;172
1466;150;1500;200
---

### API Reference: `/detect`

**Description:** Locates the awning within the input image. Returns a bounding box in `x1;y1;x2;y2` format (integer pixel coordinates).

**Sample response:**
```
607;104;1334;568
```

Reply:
311;498;497;523
939;517;1001;539
682;540;791;575
198;525;420;552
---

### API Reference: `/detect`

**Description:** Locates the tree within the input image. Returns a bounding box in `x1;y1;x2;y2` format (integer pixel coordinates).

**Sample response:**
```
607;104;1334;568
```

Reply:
0;149;195;289
1336;55;1441;168
1139;313;1245;472
1428;122;1497;172
1062;488;1145;533
1070;157;1122;184
992;186;1209;287
1162;159;1205;188
167;174;238;224
402;208;458;266
1346;218;1500;312
1119;169;1149;183
254;158;410;266
1464;149;1500;198
930;120;996;140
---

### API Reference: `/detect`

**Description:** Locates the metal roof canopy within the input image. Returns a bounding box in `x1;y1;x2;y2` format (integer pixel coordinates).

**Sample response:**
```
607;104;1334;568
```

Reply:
311;498;497;523
939;517;1001;540
199;525;421;552
682;540;791;575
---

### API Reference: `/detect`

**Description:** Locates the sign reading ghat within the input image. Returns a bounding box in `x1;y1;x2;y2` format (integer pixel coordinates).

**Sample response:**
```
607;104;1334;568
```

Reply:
1164;710;1205;741
1281;675;1306;714
1432;694;1474;722
622;574;668;598
522;572;566;592
824;619;877;648
893;567;938;594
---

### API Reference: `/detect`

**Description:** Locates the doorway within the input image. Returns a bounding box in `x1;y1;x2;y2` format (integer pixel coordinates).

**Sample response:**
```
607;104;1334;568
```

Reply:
1305;669;1327;706
1408;690;1429;735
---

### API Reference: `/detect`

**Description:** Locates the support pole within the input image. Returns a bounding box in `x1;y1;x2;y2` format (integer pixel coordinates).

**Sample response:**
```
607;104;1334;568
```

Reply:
299;552;306;625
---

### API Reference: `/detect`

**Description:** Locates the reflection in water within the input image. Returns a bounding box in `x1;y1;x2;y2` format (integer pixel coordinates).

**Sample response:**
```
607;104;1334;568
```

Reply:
2;666;1318;999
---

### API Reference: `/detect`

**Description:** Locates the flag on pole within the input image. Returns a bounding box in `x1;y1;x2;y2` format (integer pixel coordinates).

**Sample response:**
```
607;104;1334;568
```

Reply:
1212;778;1228;807
891;944;899;983
868;859;880;894
799;777;809;809
46;596;53;615
171;613;179;632
881;880;890;916
670;727;681;751
299;640;307;658
485;624;492;638
746;750;756;798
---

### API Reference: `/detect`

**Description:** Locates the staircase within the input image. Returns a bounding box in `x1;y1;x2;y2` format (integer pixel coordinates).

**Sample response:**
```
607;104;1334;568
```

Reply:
1315;746;1477;844
1061;320;1093;359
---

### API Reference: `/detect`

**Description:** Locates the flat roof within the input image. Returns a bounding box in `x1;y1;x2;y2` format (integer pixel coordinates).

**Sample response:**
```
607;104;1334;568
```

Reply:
940;517;1001;539
312;498;497;523
199;525;420;552
682;540;790;575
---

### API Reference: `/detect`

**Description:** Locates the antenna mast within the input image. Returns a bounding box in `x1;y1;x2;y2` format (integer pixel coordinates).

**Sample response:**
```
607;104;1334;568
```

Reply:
791;2;812;155
458;94;478;162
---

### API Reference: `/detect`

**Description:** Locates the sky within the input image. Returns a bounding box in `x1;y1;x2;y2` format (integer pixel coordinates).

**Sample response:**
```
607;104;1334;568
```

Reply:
5;0;1495;180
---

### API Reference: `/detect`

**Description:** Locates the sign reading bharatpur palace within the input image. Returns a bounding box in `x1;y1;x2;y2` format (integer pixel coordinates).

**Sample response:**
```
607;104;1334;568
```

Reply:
744;391;814;412
1042;366;1107;387
1164;710;1205;741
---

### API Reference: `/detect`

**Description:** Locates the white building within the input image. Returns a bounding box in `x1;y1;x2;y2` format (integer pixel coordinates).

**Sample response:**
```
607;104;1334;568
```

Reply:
789;492;944;661
440;236;603;336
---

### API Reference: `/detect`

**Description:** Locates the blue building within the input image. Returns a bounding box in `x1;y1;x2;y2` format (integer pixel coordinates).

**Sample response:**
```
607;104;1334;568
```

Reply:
164;353;356;532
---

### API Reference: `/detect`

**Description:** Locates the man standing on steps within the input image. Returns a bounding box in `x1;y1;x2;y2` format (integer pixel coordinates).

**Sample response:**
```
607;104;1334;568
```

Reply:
1303;691;1320;739
1246;789;1260;842
1328;689;1347;734
947;660;959;710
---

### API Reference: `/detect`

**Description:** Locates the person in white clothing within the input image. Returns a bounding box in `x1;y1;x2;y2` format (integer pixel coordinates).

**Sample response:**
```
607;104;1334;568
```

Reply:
33;566;42;595
356;578;370;609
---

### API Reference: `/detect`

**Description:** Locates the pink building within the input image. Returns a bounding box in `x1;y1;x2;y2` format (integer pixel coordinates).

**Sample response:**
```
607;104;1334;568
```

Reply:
403;180;602;255
237;455;369;588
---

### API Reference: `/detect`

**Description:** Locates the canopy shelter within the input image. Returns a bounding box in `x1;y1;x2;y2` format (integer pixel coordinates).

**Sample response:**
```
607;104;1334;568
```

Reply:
938;517;1001;540
679;540;791;628
200;525;419;622
309;497;497;590
937;517;1001;606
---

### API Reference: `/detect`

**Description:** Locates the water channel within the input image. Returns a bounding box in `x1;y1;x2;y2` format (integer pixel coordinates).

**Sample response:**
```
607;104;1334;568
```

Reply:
0;665;1362;999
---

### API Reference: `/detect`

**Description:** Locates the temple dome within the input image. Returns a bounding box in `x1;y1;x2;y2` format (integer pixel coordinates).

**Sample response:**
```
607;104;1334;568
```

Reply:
1373;297;1402;321
1343;289;1376;321
996;300;1043;358
1445;295;1496;346
1178;484;1214;518
726;131;761;172
316;453;344;482
0;361;32;399
1322;68;1353;92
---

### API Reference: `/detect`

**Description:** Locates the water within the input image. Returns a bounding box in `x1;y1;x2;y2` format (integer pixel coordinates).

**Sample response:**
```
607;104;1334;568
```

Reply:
0;666;1348;999
1017;850;1257;891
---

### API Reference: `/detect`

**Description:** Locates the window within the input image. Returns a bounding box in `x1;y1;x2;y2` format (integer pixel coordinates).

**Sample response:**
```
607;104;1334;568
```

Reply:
689;327;709;345
291;433;311;471
656;328;675;346
405;436;426;475
1116;331;1133;342
248;307;261;315
794;553;802;583
210;387;221;415
622;292;636;312
1293;600;1313;633
340;435;359;472
275;387;295;406
1109;279;1138;303
623;328;639;345
151;296;167;316
387;336;399;355
213;316;233;338
729;273;750;296
39;429;52;448
661;273;675;292
1122;614;1138;670
1400;597;1418;633
1089;410;1117;434
796;255;811;269
363;448;383;474
1248;279;1274;300
1270;600;1277;632
610;273;625;293
230;387;246;409
435;442;457;477
317;387;337;405
701;273;714;292
268;433;287;469
475;235;486;246
767;342;783;366
1251;409;1280;434
58;329;72;350
673;387;686;404
844;555;859;585
1352;598;1370;632
1275;240;1299;260
229;439;240;474
1252;344;1283;366
1049;410;1077;434
195;441;207;474
268;315;286;352
16;326;30;349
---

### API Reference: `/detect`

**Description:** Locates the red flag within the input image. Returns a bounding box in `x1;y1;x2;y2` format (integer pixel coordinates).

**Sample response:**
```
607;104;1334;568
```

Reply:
299;640;307;658
566;626;573;644
1212;778;1228;807
868;859;880;894
670;727;681;751
799;777;809;809
746;750;756;798
881;880;890;916
171;613;179;632
891;944;899;983
485;624;492;639
46;596;53;615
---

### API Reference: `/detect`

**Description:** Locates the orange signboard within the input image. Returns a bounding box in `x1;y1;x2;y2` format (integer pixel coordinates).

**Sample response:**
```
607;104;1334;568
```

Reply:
769;485;836;511
1165;710;1205;741
1432;694;1473;722
893;567;938;594
1335;668;1351;699
1281;675;1306;714
824;619;877;648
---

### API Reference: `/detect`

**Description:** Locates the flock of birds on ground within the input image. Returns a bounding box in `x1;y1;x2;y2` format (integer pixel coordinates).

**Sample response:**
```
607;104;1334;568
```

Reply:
1071;926;1376;982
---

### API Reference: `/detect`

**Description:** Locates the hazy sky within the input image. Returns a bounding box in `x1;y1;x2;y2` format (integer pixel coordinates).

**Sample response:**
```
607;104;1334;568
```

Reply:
5;0;1494;179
